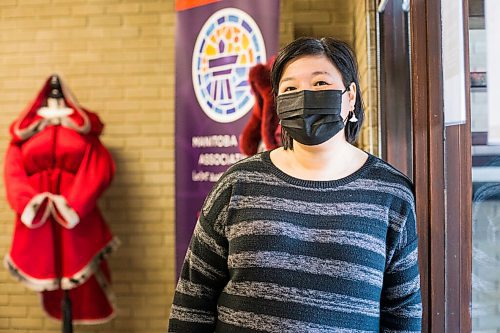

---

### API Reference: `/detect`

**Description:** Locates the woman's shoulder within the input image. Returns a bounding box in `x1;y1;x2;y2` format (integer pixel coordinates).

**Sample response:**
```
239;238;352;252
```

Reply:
213;151;268;185
366;154;414;191
227;152;266;171
202;152;268;210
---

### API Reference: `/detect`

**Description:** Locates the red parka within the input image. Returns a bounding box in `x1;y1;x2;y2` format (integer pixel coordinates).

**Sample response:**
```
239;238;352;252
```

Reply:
3;76;119;323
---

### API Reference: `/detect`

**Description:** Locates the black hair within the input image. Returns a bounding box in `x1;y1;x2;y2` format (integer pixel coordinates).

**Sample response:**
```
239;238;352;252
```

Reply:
270;37;364;149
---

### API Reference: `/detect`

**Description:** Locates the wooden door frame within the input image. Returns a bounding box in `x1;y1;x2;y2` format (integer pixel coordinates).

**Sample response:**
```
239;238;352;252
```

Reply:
410;0;445;330
377;0;413;178
444;1;472;331
410;0;472;332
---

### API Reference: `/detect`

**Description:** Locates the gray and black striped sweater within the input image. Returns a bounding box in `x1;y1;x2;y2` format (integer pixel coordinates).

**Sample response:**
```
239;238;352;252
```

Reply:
169;151;422;332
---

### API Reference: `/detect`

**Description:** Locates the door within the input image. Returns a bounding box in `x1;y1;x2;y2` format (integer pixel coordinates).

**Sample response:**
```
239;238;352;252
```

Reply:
410;0;472;331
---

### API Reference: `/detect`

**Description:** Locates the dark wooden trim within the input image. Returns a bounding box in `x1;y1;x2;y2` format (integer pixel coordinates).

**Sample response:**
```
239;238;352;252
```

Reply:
445;124;471;331
410;0;446;331
444;128;472;332
444;0;472;331
411;0;473;331
461;136;472;333
427;0;446;330
460;0;472;330
378;0;413;179
409;1;430;331
444;127;460;332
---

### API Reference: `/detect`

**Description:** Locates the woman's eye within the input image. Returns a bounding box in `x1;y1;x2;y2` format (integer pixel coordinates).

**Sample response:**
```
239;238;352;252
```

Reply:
283;86;296;92
314;81;329;86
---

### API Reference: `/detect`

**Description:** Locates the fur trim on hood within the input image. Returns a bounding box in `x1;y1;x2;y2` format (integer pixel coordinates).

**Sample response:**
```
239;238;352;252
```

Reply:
10;75;104;143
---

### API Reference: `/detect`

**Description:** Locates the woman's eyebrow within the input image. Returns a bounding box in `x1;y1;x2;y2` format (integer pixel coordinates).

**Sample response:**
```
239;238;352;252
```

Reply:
280;71;332;83
279;77;294;84
311;71;332;77
279;70;335;86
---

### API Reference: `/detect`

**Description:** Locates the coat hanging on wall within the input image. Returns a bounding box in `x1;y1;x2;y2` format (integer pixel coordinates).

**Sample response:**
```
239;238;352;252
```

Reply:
239;57;281;156
3;74;119;324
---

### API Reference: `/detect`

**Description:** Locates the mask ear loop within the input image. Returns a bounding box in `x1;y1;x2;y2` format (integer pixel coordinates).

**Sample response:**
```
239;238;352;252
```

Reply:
342;85;359;123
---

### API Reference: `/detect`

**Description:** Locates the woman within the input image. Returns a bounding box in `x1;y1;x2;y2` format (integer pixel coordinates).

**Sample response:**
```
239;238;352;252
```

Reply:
169;37;422;332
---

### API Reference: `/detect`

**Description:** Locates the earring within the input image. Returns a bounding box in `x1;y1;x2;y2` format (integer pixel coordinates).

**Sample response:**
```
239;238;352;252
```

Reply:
348;110;358;123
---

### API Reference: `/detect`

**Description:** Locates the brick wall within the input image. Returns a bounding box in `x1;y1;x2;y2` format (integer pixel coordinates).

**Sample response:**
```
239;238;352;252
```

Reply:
284;0;354;44
353;0;379;155
0;1;175;332
279;0;294;48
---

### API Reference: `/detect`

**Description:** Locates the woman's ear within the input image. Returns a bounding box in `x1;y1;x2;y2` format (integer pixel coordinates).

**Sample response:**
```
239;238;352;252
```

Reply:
349;82;357;110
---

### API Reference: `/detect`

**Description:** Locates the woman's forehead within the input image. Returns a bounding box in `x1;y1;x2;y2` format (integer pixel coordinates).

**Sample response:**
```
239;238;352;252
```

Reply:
280;55;341;80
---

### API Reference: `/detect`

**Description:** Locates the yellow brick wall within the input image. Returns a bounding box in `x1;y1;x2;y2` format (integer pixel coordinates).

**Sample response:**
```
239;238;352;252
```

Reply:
0;1;175;332
283;0;354;44
353;0;379;155
279;0;295;48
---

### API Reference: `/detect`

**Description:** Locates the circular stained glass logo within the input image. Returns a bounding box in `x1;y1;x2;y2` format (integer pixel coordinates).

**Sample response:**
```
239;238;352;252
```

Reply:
192;8;266;123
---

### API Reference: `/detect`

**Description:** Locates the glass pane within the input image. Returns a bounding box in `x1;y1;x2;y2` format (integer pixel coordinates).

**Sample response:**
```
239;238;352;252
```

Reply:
470;0;500;331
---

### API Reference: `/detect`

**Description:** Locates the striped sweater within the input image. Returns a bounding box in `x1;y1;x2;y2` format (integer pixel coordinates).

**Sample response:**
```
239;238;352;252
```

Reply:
168;151;422;332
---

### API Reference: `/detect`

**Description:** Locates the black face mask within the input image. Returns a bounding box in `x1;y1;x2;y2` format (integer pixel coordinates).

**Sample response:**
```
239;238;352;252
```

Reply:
276;89;347;146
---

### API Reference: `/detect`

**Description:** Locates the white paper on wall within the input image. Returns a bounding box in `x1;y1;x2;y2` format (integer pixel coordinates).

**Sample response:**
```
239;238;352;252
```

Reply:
441;0;467;126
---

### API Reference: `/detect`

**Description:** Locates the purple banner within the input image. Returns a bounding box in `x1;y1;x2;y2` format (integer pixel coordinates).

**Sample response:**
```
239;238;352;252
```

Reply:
175;0;280;274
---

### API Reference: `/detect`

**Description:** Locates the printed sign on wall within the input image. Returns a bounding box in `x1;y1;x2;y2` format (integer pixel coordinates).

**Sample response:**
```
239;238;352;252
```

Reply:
175;0;279;274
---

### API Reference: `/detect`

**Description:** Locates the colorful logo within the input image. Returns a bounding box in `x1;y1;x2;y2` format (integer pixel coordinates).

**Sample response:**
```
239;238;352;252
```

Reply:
192;8;266;123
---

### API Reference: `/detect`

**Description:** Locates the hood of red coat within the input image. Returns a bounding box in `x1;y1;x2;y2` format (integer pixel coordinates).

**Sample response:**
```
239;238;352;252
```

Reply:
9;76;104;143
